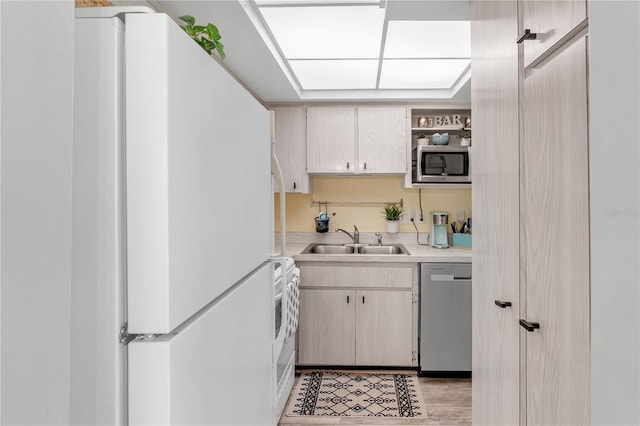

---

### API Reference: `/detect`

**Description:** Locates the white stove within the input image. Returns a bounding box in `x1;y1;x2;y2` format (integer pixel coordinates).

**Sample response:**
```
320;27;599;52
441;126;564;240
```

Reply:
272;257;300;419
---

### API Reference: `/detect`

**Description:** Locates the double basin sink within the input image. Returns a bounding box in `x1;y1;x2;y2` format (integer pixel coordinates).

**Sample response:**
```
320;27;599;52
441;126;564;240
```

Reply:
301;243;410;255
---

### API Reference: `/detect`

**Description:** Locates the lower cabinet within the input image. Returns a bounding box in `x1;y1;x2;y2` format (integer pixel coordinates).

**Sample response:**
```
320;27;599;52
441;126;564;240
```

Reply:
298;289;356;365
297;263;417;367
354;290;413;366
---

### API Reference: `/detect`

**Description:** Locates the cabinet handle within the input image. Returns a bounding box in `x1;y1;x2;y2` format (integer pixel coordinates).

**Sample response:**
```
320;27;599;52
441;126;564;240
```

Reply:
347;162;350;170
517;29;537;44
495;300;512;308
454;276;472;280
364;162;367;170
362;296;365;304
347;295;350;303
519;319;540;332
293;182;296;190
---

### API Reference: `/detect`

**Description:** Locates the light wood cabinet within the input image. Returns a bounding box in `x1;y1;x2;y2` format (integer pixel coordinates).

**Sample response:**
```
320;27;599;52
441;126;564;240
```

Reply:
297;263;417;367
356;107;407;174
272;107;310;193
521;36;590;426
472;1;590;425
520;0;587;67
355;290;413;366
470;1;521;425
306;106;408;175
297;288;355;365
306;107;356;173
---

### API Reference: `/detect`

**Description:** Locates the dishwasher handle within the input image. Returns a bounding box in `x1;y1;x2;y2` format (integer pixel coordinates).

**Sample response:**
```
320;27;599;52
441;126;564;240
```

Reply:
430;274;472;281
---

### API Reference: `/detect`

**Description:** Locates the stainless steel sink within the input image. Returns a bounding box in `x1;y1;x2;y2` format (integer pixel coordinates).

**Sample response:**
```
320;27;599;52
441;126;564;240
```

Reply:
300;243;409;255
358;244;409;255
300;244;355;254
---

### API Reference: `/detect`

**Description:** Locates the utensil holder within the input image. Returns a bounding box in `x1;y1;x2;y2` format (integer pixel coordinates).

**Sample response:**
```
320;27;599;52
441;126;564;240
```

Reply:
451;233;472;248
315;217;330;233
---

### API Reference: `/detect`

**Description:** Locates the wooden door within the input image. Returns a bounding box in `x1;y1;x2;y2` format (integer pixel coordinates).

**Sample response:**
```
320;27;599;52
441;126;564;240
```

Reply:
355;290;413;366
520;0;587;67
273;107;309;193
470;0;521;424
297;289;356;365
357;107;407;174
522;37;590;425
306;107;356;173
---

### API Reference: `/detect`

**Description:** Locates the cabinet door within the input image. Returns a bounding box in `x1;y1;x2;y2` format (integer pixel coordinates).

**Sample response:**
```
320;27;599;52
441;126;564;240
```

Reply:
355;290;413;366
306;107;356;173
273;107;309;193
357;107;407;174
297;289;356;365
520;0;587;67
522;37;589;426
470;0;521;425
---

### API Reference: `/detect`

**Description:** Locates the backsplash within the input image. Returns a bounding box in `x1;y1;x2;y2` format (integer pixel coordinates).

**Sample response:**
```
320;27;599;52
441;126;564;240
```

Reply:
274;176;471;233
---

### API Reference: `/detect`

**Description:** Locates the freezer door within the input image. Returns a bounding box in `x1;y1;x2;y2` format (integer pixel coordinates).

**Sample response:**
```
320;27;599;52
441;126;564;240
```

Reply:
128;264;275;425
125;14;272;334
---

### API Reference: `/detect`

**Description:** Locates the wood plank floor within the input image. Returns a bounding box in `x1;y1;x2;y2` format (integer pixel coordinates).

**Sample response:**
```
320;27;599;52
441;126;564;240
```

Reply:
278;370;471;426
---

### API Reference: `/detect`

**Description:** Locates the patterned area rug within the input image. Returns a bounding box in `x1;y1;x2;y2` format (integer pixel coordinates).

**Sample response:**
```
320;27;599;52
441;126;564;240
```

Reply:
286;371;428;418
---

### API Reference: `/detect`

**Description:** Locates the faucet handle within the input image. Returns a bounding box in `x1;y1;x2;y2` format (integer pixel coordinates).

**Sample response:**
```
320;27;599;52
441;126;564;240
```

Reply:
375;232;382;246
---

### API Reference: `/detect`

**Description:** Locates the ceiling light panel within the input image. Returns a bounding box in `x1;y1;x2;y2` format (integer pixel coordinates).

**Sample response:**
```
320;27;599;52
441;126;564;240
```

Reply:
384;21;471;58
289;60;378;89
379;59;470;89
256;0;379;4
259;6;385;59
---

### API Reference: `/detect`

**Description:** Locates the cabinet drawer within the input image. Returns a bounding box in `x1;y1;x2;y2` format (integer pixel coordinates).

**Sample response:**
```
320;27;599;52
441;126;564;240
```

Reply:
300;264;413;289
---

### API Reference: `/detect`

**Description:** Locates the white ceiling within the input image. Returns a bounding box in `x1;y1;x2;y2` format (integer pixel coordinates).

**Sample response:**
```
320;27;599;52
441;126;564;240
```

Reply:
147;0;472;105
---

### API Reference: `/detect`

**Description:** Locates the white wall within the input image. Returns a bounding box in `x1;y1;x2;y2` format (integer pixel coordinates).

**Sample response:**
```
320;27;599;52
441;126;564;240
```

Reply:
590;1;640;424
0;1;75;424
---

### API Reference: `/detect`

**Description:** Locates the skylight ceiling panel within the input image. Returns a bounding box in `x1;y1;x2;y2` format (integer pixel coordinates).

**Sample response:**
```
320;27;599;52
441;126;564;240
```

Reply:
384;21;471;58
379;59;470;89
256;0;379;4
289;59;378;89
259;5;385;59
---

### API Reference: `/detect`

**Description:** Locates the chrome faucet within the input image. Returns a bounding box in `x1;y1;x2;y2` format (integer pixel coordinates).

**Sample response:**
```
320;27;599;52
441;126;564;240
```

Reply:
335;225;359;244
375;232;383;246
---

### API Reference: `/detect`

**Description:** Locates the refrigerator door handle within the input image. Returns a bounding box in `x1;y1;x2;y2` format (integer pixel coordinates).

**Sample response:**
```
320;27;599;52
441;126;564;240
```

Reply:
270;111;287;257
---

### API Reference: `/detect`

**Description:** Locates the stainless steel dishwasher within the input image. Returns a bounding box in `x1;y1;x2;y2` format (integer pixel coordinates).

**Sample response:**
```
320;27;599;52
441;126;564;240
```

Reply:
419;262;472;375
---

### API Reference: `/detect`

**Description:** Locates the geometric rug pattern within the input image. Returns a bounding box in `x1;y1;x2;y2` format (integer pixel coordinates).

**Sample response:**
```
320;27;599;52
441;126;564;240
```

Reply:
285;371;428;418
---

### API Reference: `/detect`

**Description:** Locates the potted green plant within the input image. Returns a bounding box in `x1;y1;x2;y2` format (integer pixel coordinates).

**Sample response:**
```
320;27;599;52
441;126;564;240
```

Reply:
178;15;225;60
383;204;404;233
457;127;471;146
417;133;429;145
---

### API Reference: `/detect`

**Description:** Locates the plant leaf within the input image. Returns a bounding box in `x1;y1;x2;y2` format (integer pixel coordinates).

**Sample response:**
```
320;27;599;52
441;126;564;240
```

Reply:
178;15;195;26
201;38;215;55
215;42;225;60
207;23;221;41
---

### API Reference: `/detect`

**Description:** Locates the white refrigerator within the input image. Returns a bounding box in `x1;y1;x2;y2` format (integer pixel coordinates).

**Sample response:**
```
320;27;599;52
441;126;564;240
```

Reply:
72;7;279;425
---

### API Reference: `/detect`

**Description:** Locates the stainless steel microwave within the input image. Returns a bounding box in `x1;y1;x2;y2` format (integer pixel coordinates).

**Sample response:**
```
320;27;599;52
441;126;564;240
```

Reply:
412;145;471;184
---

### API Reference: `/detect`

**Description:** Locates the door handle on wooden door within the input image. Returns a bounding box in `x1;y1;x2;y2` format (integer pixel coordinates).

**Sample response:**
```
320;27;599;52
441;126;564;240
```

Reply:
519;319;540;332
517;29;537;44
494;300;512;308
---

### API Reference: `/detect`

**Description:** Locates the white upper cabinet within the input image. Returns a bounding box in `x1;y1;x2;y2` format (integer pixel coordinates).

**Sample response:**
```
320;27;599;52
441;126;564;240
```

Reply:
357;107;407;174
520;0;587;67
272;107;310;193
306;107;356;174
306;106;407;175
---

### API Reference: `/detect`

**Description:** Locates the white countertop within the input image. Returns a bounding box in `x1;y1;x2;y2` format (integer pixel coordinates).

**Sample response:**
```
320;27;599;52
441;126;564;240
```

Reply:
276;232;471;264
